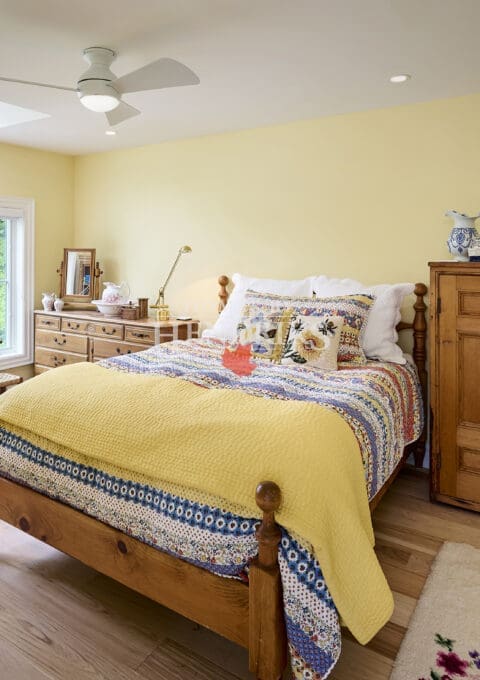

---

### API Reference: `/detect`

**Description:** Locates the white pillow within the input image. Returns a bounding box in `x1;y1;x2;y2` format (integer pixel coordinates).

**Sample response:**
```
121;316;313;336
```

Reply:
312;276;414;364
202;273;314;340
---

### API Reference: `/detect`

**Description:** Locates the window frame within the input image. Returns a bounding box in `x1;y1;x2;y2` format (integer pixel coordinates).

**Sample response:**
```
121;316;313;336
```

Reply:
0;197;34;370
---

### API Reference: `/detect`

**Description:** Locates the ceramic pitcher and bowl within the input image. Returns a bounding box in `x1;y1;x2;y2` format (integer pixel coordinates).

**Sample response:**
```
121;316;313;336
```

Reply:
92;281;130;316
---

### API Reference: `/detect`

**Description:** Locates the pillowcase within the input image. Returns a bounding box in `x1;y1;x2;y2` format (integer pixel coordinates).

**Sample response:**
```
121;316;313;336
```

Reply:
237;304;293;361
242;290;375;363
281;314;344;370
202;273;314;341
312;276;414;364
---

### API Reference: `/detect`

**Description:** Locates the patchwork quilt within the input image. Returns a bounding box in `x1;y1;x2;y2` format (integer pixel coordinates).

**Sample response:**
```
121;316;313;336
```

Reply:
0;339;423;679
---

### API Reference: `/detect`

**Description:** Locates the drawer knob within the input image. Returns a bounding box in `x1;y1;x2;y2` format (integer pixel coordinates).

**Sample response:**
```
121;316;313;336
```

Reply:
54;336;67;345
43;320;52;326
67;322;80;330
19;517;30;532
102;327;117;335
132;331;148;338
53;356;67;366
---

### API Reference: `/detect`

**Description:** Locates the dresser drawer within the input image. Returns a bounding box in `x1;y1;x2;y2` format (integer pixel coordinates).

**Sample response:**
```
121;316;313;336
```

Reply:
124;326;155;345
61;318;91;334
36;315;61;330
35;329;88;354
158;324;198;341
34;365;52;375
87;321;124;339
35;348;86;368
93;338;146;359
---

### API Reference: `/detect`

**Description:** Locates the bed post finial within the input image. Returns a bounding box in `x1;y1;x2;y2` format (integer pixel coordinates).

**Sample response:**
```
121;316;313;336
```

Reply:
249;481;287;679
218;275;229;313
255;481;282;569
413;282;428;468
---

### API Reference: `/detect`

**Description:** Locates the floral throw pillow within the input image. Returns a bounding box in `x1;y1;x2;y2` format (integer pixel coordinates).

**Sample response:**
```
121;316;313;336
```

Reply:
237;304;293;360
242;290;375;363
281;314;344;370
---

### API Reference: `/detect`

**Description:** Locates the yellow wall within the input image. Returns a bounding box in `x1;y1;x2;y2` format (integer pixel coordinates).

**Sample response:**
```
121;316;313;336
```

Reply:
73;93;480;327
0;142;74;376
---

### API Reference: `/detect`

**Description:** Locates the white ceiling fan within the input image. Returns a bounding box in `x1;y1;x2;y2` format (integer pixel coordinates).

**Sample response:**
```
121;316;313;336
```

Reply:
0;47;200;126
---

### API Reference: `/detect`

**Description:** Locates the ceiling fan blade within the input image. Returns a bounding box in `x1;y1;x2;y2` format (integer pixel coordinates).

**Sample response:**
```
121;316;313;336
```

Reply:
0;76;76;92
105;100;140;126
114;58;199;95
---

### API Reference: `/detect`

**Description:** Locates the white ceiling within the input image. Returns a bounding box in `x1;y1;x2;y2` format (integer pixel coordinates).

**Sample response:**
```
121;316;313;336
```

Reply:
0;0;479;155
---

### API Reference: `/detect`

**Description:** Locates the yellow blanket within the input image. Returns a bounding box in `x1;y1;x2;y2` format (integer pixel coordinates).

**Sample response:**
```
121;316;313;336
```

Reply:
0;362;392;643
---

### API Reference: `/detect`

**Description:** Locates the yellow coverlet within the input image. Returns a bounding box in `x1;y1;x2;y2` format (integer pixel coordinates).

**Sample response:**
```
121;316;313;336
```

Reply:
0;362;393;643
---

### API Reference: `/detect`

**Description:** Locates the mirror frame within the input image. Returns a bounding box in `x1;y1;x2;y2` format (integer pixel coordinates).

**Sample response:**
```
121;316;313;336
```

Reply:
60;248;97;303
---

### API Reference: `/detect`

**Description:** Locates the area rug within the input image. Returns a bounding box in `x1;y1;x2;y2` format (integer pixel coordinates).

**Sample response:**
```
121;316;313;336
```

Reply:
390;542;480;680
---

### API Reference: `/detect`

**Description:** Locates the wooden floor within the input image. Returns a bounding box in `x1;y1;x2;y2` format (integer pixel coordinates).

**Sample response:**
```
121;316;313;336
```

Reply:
1;468;480;679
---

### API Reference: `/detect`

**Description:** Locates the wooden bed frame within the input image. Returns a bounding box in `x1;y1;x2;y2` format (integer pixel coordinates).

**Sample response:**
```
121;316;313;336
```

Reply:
0;278;428;680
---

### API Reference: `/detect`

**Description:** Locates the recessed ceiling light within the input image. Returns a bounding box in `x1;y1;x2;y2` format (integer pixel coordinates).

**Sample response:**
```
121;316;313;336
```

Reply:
105;129;116;136
389;74;411;84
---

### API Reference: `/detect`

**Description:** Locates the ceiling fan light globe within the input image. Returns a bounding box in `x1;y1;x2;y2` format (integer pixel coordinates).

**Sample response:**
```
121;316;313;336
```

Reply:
80;94;119;112
78;79;120;112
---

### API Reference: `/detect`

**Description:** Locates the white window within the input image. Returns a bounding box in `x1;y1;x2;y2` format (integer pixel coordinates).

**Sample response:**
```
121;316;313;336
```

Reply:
0;197;34;369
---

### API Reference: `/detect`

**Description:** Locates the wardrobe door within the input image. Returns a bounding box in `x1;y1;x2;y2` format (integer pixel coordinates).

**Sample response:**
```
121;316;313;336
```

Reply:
438;274;480;505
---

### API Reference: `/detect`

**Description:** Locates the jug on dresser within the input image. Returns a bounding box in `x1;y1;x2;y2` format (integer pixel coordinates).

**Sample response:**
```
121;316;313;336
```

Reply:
445;210;480;261
101;281;130;303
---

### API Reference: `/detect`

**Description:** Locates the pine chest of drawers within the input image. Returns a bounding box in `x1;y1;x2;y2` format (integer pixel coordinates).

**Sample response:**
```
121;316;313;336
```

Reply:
34;311;199;374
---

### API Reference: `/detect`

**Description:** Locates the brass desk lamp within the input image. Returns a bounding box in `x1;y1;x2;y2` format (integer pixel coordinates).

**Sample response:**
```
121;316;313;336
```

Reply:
151;245;192;321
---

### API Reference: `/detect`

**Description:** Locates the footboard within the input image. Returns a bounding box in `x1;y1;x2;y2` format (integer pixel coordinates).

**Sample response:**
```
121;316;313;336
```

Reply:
0;475;288;679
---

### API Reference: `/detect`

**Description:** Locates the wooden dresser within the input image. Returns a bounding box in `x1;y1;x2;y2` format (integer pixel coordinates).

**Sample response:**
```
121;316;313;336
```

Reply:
430;262;480;511
34;310;199;374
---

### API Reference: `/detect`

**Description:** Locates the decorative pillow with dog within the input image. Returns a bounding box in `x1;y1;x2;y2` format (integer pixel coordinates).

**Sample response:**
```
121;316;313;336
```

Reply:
281;314;344;369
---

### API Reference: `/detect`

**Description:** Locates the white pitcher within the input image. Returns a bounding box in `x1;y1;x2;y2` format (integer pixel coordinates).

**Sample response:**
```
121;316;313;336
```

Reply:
445;210;480;261
101;281;130;303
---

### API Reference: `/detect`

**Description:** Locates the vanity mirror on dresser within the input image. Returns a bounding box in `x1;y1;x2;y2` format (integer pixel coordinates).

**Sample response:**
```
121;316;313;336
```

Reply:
34;310;199;374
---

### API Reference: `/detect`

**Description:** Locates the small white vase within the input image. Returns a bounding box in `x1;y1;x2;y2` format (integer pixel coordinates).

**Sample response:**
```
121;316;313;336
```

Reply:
42;292;55;311
54;298;65;312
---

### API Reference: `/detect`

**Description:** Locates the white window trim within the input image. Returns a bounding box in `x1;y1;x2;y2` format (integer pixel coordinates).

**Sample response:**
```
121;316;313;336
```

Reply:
0;196;34;370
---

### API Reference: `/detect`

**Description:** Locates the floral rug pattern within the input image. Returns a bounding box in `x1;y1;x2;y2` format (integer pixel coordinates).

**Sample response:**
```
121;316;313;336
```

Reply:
419;634;480;680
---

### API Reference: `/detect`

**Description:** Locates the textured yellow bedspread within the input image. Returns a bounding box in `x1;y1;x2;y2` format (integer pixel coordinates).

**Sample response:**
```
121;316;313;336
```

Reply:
0;362;393;643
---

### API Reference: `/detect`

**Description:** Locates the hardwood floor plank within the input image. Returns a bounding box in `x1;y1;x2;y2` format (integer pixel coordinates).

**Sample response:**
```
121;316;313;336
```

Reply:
390;591;416;628
379;561;427;599
374;500;480;545
0;550;159;670
373;520;442;556
138;638;244;680
331;639;394;680
0;582;144;679
374;537;436;578
0;637;53;680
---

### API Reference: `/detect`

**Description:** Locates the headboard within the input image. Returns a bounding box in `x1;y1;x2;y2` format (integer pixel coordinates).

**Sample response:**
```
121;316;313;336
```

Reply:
216;275;428;466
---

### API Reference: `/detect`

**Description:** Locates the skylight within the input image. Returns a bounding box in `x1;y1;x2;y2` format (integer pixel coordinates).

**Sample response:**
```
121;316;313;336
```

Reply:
0;101;49;129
